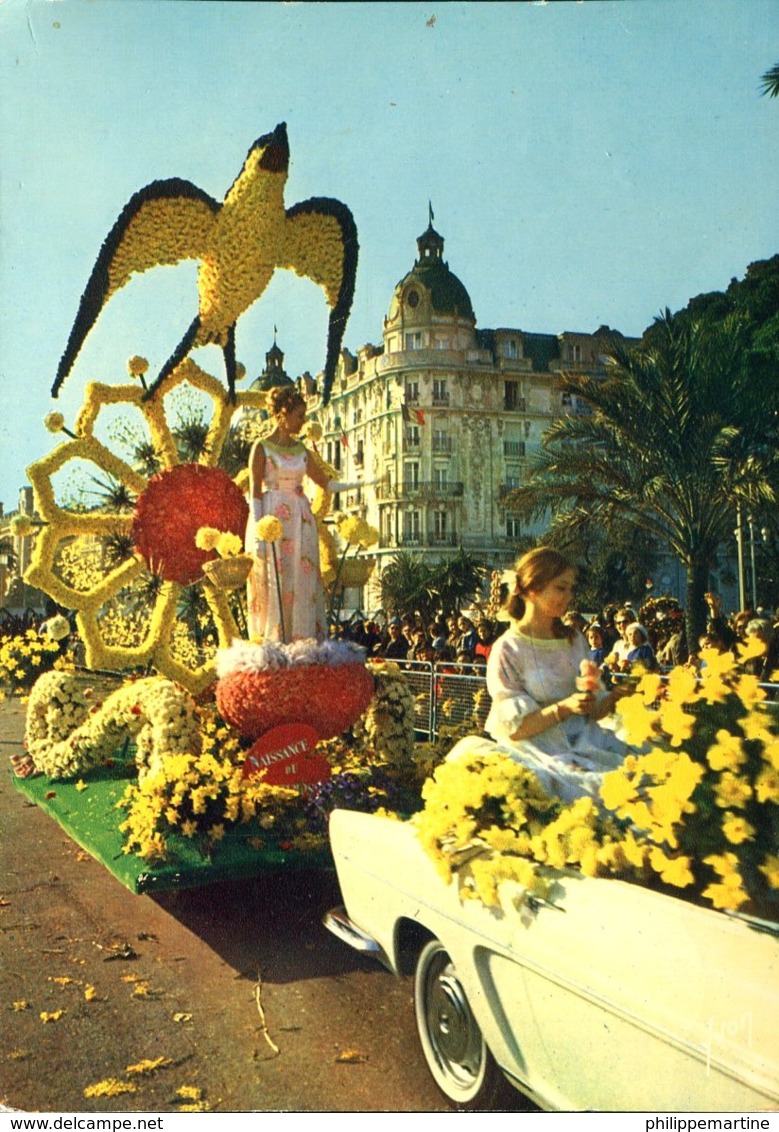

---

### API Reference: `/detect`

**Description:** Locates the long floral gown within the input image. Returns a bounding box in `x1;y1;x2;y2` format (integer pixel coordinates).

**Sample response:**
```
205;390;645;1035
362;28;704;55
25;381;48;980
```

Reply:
245;439;326;643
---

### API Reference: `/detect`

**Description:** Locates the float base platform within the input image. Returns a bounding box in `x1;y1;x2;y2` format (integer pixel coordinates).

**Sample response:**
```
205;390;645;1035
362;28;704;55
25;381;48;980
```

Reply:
12;761;331;895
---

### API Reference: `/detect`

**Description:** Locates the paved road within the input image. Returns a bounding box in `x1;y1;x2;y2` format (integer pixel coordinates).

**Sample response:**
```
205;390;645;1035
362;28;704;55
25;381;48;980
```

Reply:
0;698;453;1113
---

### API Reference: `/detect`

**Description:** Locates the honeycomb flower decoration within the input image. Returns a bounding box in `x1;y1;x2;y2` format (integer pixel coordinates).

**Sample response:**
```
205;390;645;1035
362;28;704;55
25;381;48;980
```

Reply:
25;359;267;695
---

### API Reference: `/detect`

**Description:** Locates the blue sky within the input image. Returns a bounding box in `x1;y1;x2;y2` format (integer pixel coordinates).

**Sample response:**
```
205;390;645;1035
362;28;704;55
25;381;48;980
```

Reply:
1;0;777;508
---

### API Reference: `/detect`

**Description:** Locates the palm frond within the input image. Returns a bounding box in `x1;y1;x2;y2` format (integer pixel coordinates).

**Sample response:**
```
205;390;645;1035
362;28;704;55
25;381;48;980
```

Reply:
761;63;779;98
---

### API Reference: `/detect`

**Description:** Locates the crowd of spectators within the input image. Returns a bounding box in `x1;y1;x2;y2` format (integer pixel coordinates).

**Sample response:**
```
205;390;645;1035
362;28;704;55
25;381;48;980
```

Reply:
0;608;47;637
339;593;779;691
571;593;779;689
341;612;506;669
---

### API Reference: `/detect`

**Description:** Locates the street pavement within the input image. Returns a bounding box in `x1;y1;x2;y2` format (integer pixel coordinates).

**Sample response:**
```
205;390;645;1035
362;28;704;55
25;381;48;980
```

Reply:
0;697;451;1113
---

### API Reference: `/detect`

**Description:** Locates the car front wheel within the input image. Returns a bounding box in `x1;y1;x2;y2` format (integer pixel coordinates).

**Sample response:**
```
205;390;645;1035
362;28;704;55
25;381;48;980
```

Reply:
414;938;508;1110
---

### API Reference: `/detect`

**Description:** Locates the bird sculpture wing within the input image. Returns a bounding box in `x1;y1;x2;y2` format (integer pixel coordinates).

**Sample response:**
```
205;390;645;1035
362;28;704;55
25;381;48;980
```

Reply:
52;178;220;397
282;197;359;407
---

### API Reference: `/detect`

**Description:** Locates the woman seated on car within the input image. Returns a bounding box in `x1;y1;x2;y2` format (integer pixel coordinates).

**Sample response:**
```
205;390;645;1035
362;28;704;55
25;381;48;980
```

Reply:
457;547;629;803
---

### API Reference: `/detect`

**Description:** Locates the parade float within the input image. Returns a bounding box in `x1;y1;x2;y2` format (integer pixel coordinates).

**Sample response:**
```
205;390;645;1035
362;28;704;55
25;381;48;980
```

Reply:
10;125;423;892
7;123;779;957
12;360;416;890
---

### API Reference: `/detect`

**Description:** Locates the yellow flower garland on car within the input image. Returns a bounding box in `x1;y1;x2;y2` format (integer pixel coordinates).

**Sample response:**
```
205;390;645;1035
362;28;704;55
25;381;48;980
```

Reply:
415;644;779;916
25;359;266;694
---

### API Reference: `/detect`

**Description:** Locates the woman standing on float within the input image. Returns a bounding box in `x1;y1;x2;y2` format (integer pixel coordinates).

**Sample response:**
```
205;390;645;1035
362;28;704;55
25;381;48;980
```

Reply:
246;386;330;642
484;547;628;801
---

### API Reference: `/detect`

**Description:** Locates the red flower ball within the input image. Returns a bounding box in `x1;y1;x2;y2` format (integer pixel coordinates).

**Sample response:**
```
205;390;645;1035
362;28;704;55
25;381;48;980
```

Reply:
216;663;375;741
132;464;249;585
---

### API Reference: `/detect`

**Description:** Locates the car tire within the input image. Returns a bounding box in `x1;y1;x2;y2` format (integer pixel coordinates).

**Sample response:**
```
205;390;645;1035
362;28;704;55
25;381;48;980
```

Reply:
414;938;509;1111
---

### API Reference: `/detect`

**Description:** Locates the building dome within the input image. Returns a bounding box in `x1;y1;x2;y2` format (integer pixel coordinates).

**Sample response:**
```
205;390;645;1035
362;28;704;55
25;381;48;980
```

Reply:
249;333;294;393
388;213;476;325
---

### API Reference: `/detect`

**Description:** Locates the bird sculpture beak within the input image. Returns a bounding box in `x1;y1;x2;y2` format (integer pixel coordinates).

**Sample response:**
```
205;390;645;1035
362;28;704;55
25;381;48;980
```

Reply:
258;122;289;173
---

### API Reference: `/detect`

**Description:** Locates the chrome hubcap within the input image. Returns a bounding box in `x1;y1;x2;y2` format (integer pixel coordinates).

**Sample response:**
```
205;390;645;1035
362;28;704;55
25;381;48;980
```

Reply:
425;956;483;1082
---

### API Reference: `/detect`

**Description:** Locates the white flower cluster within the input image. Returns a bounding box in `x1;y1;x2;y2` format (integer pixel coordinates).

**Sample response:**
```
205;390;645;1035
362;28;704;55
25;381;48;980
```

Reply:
215;637;366;678
25;671;201;781
39;615;71;643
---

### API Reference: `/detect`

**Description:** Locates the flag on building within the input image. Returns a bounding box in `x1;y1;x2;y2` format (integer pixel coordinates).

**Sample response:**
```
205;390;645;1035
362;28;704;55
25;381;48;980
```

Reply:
334;416;349;448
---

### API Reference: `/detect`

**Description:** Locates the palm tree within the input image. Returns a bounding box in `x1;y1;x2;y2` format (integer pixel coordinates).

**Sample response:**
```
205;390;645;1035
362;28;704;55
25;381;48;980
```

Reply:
508;312;779;649
380;551;436;622
761;63;779;98
428;548;489;618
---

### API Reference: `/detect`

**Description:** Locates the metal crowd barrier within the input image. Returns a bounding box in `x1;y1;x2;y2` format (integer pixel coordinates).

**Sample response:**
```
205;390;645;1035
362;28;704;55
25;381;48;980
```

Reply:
399;659;490;742
395;660;779;743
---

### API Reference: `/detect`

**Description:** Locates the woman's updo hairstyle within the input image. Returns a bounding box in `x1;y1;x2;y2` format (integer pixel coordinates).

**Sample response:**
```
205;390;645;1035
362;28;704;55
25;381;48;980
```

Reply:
505;546;576;640
268;385;306;420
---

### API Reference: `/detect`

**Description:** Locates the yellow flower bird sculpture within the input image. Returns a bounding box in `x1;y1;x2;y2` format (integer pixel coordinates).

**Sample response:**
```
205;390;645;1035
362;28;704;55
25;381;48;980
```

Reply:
51;123;358;406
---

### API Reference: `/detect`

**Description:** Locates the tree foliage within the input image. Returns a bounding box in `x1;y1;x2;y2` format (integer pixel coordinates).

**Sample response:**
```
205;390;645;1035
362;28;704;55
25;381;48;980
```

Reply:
508;310;779;649
380;548;489;622
761;62;779;99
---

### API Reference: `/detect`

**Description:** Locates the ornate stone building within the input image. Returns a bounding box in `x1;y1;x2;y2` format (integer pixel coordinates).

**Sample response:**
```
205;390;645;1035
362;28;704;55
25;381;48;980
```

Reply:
0;487;46;611
306;217;636;608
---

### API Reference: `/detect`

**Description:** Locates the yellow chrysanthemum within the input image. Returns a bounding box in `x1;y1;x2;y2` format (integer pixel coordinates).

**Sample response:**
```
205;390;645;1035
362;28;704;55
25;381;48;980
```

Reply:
649;847;695;888
697;646;736;679
664;665;700;706
740;712;776;746
734;674;767;709
721;812;755;845
195;526;221;551
636;671;663;705
215;531;243;558
755;766;779;804
758;854;779;888
255;514;284;542
704;850;741;877
658;698;696;747
706;729;747;771
702;879;749;911
737;635;768;665
127;355;149;377
697;669;731;705
713;772;752;810
615;693;659;747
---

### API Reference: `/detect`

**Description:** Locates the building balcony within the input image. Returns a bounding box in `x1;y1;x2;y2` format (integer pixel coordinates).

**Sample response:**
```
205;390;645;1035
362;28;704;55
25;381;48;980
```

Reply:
432;392;450;406
389;532;459;549
379;347;493;371
402;480;464;499
503;441;526;458
402;435;421;451
376;481;464;501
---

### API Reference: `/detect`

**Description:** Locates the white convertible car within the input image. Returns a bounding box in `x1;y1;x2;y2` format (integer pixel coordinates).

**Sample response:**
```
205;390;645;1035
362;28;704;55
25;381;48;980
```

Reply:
325;809;779;1112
